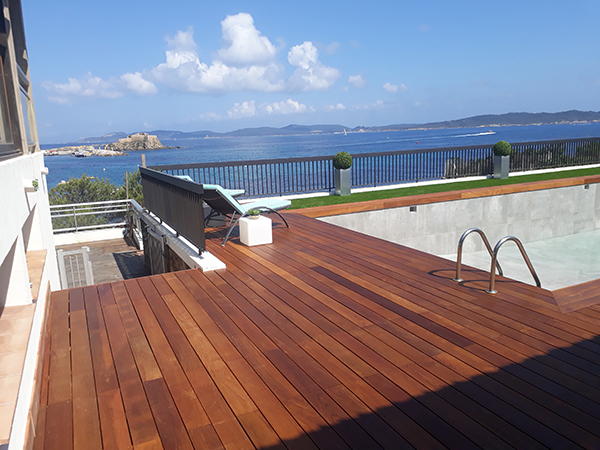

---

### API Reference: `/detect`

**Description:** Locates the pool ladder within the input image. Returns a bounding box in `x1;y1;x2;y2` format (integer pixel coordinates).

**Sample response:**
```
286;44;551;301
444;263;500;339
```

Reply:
454;228;541;294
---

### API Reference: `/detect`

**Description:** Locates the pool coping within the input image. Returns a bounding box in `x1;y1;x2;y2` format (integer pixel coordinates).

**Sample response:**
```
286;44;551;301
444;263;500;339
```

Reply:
293;173;600;218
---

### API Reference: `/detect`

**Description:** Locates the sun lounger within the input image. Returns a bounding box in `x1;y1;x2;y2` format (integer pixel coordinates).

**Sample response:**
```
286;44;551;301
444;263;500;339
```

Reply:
202;184;290;246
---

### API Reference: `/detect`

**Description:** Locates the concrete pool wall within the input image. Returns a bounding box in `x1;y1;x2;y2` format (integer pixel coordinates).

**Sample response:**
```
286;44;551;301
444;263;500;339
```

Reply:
316;178;600;256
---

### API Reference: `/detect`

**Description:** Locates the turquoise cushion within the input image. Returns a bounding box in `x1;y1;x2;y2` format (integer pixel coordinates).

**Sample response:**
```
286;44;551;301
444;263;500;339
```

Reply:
241;198;291;213
203;183;245;197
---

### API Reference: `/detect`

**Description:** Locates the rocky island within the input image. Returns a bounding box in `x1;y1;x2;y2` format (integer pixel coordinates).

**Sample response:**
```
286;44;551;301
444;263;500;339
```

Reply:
105;132;170;151
43;132;174;157
42;145;126;157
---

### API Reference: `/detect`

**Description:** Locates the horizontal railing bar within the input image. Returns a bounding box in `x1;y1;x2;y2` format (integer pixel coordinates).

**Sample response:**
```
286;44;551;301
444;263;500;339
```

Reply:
53;222;127;233
50;199;131;209
51;209;128;219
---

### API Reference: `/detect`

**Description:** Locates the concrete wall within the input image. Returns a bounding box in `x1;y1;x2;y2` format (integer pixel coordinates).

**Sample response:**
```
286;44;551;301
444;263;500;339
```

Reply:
0;153;60;307
319;183;600;255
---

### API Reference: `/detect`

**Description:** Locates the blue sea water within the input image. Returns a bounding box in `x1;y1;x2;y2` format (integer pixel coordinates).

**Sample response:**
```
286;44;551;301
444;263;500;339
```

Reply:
41;123;600;188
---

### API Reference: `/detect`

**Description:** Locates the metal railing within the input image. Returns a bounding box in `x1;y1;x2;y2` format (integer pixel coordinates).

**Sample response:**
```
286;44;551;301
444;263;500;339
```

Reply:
50;199;131;232
453;229;541;294
149;137;600;198
453;228;503;282
486;236;541;294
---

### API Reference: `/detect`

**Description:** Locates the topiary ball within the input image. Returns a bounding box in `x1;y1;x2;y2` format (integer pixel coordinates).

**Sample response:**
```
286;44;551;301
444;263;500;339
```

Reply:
333;151;353;170
492;140;512;156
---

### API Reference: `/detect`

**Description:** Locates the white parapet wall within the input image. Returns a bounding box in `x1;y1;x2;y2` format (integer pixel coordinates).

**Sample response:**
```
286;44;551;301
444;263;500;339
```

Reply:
319;183;600;256
0;152;60;307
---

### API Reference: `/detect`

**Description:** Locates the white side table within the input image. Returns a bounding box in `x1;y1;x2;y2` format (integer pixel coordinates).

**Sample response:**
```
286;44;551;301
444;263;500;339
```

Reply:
239;216;272;246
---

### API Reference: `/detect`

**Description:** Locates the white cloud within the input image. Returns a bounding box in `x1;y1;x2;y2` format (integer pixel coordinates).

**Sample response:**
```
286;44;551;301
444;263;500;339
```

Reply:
46;96;71;105
348;74;367;88
264;99;308;115
324;42;341;55
42;73;123;103
227;100;257;119
43;13;342;102
217;13;277;66
121;72;158;95
287;42;340;91
150;22;285;93
327;103;346;111
199;112;223;121
383;82;408;93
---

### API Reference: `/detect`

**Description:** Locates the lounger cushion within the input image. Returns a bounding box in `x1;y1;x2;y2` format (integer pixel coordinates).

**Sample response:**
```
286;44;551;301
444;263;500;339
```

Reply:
240;198;291;213
175;178;246;197
203;184;245;197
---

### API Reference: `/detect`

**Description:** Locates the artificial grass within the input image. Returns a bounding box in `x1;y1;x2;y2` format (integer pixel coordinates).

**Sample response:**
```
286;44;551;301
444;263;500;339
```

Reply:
291;166;600;209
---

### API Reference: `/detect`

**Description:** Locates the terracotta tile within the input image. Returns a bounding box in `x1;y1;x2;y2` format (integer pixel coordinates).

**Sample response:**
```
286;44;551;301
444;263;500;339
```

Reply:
0;304;35;320
0;375;21;404
0;353;26;377
0;317;34;340
0;402;15;442
0;332;30;354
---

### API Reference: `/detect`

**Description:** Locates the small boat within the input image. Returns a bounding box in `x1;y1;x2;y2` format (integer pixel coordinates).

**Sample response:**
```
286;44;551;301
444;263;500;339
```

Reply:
72;150;90;157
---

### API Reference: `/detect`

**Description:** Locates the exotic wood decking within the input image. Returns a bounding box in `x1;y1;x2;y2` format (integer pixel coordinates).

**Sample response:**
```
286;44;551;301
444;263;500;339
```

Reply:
34;213;600;449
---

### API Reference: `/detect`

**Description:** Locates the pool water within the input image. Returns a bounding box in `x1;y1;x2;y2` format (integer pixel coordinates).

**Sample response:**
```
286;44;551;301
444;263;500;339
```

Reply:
440;229;600;291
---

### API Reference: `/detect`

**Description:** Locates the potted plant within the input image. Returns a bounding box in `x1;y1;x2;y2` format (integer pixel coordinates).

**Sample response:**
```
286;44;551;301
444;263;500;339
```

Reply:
492;140;511;179
247;208;261;219
333;151;352;196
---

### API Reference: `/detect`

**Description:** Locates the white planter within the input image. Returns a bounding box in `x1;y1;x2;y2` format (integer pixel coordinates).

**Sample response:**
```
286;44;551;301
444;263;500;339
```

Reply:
334;168;351;196
493;155;510;179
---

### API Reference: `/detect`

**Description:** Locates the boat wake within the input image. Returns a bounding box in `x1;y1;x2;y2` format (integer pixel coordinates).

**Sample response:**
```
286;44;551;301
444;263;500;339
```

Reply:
451;130;496;138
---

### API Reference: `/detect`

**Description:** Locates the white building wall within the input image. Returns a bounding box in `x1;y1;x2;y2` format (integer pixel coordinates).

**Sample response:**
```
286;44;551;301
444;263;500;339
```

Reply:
0;152;60;307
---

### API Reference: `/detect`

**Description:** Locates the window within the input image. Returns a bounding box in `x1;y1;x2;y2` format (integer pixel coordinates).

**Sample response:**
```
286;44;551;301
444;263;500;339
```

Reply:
0;0;38;161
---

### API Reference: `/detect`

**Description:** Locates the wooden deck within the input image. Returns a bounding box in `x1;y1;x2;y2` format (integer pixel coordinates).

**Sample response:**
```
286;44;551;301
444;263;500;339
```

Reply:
34;213;600;449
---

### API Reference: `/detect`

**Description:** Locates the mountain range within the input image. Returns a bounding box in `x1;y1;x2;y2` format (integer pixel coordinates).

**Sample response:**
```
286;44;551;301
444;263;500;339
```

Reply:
76;110;600;144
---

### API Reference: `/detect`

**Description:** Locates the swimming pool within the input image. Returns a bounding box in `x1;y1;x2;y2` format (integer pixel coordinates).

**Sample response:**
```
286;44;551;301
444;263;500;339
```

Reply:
439;228;600;291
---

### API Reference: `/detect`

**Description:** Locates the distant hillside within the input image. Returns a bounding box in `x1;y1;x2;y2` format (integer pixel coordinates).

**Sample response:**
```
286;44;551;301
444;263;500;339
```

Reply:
77;131;128;144
76;110;600;143
370;110;600;132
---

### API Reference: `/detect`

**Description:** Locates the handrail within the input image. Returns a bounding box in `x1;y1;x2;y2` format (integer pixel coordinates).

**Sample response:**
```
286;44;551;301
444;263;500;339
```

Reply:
453;227;503;282
486;236;541;294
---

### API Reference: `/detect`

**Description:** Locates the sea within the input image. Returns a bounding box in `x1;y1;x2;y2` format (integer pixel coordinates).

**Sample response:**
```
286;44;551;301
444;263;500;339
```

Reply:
41;123;600;188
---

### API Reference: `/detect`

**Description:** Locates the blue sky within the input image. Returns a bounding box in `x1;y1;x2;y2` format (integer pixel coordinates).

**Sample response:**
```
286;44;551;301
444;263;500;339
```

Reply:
23;0;600;143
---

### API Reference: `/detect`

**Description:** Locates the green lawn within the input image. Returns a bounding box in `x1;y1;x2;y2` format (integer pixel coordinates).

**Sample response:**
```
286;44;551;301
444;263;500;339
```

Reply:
291;166;600;209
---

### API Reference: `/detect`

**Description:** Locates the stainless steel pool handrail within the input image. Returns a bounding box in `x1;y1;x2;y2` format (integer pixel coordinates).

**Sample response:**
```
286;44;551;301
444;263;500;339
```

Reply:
454;228;503;282
486;236;542;294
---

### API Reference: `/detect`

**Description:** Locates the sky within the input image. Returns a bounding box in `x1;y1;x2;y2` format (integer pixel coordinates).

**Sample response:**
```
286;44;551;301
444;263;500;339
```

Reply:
22;0;600;143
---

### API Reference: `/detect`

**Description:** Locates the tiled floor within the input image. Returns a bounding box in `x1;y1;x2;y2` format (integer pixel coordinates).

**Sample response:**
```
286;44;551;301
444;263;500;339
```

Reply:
0;304;35;445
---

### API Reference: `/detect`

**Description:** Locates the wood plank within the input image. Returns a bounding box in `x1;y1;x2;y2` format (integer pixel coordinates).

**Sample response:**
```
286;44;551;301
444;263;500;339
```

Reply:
123;279;212;435
68;288;102;450
83;285;132;450
171;271;329;449
44;289;73;450
142;377;193;450
97;283;161;449
210;244;489;449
